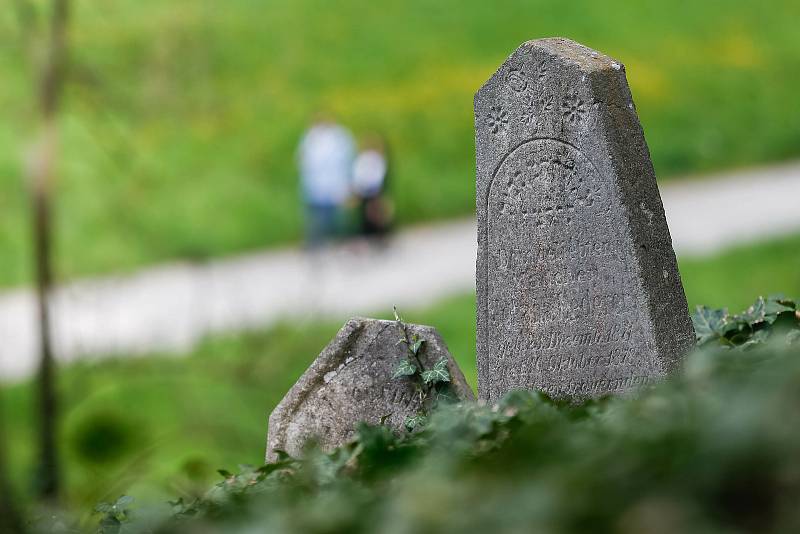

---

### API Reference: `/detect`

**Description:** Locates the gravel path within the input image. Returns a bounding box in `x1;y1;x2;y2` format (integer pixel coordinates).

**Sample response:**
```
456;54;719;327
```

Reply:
1;162;799;380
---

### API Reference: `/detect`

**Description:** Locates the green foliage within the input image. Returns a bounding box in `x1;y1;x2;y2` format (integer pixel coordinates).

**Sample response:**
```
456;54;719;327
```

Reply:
391;358;417;379
392;309;454;430
409;338;425;356
420;358;451;385
5;290;800;527
60;296;798;533
692;295;799;348
403;414;428;432
691;306;727;344
94;495;135;533
69;411;141;465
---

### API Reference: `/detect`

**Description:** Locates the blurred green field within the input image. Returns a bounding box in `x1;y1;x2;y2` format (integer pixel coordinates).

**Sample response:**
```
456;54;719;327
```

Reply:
2;232;799;519
1;0;799;287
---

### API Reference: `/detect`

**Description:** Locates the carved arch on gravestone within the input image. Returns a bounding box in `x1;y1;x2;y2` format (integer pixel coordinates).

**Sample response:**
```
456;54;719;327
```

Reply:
483;135;611;330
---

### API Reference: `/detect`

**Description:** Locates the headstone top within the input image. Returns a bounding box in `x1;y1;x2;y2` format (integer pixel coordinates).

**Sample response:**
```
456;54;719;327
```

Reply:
266;317;474;461
475;38;694;403
526;38;619;71
478;39;620;94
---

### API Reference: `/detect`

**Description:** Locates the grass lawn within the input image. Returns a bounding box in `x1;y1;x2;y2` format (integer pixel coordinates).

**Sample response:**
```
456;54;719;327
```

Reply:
1;0;799;287
2;233;799;521
680;234;800;311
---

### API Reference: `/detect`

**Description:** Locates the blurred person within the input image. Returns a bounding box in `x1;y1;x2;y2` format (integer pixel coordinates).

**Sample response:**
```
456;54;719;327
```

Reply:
351;134;393;241
297;112;356;246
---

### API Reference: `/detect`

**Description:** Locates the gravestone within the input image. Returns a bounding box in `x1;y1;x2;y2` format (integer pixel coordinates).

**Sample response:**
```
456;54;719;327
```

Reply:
475;38;694;403
266;317;474;461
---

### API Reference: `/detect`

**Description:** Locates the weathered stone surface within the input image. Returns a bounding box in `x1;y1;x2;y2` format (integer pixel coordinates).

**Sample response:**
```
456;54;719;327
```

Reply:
475;38;694;403
266;317;474;461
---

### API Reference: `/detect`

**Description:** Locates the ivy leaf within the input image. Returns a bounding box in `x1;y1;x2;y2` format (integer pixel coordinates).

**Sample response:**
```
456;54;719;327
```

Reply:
767;293;795;308
410;336;425;355
392;359;417;379
115;495;134;509
737;296;767;324
421;358;450;385
217;469;234;479
728;327;754;346
764;296;795;324
740;328;770;349
735;296;795;327
94;502;114;514
692;306;728;344
393;306;402;322
404;414;428;431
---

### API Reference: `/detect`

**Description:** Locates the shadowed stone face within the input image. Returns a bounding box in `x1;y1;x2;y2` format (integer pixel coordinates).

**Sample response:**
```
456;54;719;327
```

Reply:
266;318;474;461
475;38;694;403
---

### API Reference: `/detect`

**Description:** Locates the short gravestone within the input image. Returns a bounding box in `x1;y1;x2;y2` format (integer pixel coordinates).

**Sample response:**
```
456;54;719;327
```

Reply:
475;38;694;403
266;317;474;461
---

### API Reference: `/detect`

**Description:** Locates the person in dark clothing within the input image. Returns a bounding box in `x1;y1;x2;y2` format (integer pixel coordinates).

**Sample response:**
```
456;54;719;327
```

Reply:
351;135;393;239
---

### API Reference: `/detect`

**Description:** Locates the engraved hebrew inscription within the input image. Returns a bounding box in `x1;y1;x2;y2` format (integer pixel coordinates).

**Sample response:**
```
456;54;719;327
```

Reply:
486;139;657;398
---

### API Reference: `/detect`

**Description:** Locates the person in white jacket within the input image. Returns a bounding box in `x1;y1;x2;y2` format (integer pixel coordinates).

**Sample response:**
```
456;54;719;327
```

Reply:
297;113;355;246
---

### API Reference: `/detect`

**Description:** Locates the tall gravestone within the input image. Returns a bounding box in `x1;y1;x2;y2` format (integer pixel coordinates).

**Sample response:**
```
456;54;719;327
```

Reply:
475;38;694;403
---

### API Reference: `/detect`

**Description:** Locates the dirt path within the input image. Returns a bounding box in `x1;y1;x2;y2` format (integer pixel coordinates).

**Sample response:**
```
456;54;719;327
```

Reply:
1;161;798;380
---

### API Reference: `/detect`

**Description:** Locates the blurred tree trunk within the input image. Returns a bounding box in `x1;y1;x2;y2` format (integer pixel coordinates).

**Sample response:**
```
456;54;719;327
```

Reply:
28;0;70;502
0;393;25;534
